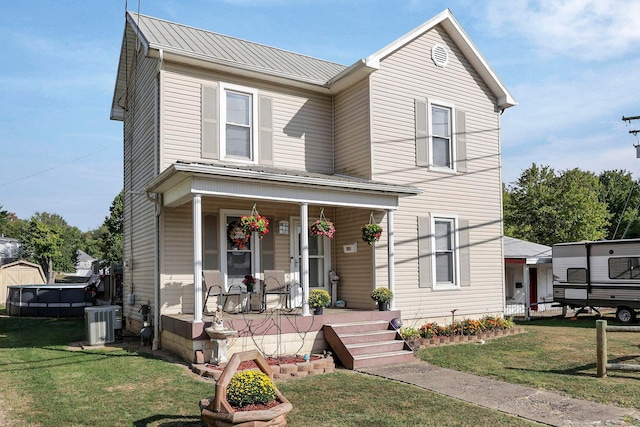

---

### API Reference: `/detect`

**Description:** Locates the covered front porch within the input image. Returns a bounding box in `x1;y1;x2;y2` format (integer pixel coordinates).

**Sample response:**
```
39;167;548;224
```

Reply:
146;163;420;321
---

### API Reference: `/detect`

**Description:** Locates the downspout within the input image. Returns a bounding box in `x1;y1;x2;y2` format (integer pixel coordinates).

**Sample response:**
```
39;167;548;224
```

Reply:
151;49;163;350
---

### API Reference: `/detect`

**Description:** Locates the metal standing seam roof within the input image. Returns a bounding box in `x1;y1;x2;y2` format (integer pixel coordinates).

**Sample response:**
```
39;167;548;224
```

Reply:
128;12;347;85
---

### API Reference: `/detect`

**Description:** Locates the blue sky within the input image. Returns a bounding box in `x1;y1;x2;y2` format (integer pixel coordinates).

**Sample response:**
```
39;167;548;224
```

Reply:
1;0;639;231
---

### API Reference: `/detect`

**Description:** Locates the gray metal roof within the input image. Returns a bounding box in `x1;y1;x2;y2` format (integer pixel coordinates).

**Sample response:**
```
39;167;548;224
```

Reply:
504;236;551;260
128;12;347;85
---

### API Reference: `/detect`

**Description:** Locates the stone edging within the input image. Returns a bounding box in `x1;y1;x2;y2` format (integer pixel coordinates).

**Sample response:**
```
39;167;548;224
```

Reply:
192;355;336;381
407;327;526;349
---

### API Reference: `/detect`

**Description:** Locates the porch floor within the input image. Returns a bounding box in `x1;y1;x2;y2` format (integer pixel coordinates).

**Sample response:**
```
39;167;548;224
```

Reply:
162;307;401;341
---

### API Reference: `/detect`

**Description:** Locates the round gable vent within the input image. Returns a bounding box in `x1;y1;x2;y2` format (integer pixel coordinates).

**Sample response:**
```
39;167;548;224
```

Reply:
431;43;449;68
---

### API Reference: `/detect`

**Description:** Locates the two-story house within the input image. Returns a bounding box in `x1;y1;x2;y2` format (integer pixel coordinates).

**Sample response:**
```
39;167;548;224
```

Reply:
111;9;515;364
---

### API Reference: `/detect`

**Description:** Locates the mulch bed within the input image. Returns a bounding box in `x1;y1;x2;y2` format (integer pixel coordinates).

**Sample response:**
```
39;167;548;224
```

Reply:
206;354;322;372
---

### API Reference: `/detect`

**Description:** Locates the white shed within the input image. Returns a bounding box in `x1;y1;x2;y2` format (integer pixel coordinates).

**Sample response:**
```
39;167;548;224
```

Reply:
0;260;46;305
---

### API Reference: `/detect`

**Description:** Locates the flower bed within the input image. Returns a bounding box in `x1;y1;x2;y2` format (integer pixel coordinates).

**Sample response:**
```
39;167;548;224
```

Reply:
399;316;522;348
193;354;335;380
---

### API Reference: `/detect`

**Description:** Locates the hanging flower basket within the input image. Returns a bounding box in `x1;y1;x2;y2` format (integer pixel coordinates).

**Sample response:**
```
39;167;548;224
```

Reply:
362;223;383;245
310;209;335;238
240;214;269;238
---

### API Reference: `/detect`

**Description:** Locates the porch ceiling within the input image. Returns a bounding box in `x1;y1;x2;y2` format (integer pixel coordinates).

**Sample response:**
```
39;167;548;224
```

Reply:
145;162;421;209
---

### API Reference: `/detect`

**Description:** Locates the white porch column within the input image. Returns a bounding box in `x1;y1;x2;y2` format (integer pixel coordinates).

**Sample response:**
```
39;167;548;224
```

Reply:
193;193;203;323
300;203;310;316
523;265;530;321
387;210;396;310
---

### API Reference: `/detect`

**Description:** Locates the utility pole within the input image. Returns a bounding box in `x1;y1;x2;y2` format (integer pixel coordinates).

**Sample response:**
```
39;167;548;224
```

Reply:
622;115;640;157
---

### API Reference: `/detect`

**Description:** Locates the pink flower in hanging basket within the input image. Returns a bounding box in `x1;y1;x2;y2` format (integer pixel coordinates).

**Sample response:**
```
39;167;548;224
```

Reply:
310;219;336;238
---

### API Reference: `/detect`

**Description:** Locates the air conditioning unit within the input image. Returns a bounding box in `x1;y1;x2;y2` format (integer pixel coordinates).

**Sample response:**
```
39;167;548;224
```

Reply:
85;305;122;345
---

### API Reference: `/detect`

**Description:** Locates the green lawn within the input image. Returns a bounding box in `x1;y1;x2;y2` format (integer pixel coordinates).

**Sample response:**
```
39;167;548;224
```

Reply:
0;312;541;426
418;314;640;409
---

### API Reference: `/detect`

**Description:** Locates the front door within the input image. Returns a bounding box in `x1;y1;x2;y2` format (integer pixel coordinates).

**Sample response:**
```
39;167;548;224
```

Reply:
222;211;258;290
290;218;330;290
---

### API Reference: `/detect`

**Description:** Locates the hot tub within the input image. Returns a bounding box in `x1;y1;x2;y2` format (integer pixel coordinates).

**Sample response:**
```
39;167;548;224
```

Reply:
6;284;94;318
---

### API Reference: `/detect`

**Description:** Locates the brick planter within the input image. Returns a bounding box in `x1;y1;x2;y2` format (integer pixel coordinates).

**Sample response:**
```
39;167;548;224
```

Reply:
410;327;525;349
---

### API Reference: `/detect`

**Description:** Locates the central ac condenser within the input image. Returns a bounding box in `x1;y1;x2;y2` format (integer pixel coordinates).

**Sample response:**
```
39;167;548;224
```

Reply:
85;305;122;345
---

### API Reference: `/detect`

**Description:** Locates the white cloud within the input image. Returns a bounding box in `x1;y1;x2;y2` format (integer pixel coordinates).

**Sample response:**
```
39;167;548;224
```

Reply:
486;0;640;61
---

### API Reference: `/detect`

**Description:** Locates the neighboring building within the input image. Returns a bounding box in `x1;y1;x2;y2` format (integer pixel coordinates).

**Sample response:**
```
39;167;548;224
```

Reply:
74;250;98;277
0;260;46;306
0;237;20;266
503;236;553;316
110;9;515;361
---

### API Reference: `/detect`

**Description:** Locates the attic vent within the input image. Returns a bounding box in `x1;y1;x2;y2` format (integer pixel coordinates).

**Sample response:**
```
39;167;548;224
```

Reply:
431;44;448;67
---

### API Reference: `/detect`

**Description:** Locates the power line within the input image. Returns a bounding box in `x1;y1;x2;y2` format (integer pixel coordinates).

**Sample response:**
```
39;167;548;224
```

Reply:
0;145;112;189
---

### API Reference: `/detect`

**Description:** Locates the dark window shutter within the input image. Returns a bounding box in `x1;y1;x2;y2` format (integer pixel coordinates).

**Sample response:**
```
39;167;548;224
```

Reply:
259;96;273;166
456;110;467;173
201;85;219;160
418;215;432;288
459;218;471;286
415;99;429;167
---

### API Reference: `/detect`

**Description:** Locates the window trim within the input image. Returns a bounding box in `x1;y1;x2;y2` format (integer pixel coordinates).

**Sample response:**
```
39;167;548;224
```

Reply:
219;82;259;164
431;214;460;290
428;99;456;172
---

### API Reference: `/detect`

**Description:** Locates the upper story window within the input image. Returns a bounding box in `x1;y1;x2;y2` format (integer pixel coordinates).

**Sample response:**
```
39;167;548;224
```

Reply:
220;83;258;163
415;98;465;173
431;105;452;169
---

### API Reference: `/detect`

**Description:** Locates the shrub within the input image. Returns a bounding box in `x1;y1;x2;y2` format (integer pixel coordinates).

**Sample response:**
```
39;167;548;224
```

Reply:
226;370;277;408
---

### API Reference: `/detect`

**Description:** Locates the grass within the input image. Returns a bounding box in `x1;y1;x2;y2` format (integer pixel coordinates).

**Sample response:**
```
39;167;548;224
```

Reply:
418;314;640;409
0;311;542;427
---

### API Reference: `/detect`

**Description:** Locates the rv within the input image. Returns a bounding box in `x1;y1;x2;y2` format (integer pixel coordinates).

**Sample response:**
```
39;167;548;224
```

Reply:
552;239;640;324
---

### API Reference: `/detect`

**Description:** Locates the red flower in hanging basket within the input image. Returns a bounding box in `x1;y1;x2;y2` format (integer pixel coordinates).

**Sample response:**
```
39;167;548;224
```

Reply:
310;219;336;238
240;214;269;238
361;223;383;245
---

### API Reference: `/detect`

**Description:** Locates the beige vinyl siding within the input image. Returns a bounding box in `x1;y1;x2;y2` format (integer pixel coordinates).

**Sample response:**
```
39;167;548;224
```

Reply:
334;209;375;309
123;46;160;322
369;25;504;320
334;78;372;178
160;64;334;174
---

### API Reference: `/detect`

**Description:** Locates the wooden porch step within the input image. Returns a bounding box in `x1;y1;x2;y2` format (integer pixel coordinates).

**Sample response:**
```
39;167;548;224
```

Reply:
323;318;414;370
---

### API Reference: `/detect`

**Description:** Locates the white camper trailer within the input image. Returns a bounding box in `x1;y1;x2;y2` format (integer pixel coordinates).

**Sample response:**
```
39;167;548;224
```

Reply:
552;239;640;323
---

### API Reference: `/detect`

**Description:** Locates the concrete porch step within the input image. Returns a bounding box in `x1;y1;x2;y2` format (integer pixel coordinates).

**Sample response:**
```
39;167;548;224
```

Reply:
352;350;416;370
346;340;407;356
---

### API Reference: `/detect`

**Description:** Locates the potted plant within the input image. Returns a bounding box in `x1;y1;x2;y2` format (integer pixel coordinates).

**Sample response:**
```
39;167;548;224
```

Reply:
310;219;336;238
371;287;393;311
308;289;331;315
242;274;257;293
240;213;269;239
362;223;383;245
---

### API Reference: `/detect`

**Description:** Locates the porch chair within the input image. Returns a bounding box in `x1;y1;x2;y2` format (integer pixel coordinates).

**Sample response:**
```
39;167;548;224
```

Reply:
261;270;291;312
202;270;249;314
202;270;224;314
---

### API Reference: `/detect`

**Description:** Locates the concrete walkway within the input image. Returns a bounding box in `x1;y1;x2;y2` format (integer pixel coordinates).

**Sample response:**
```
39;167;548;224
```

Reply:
359;361;640;426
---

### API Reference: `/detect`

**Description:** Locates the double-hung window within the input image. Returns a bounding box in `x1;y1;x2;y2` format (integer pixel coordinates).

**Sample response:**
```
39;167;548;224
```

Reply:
433;217;458;288
220;83;258;162
431;104;453;169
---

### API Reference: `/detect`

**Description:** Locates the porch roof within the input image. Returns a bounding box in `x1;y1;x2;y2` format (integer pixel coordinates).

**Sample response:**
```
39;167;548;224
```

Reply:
145;162;421;209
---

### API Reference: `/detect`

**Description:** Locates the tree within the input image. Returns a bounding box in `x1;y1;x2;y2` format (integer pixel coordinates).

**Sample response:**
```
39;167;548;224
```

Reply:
98;191;123;267
19;212;81;283
0;206;8;234
504;164;610;246
598;170;640;239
